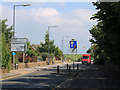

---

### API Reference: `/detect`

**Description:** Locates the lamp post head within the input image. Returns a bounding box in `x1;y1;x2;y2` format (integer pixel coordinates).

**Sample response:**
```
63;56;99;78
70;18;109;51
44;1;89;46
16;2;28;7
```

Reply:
65;36;70;37
52;26;58;27
23;4;31;6
14;4;31;7
49;26;58;28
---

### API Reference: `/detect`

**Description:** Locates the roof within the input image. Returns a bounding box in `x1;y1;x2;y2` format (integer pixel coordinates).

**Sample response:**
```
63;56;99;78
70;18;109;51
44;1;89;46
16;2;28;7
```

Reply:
29;44;40;50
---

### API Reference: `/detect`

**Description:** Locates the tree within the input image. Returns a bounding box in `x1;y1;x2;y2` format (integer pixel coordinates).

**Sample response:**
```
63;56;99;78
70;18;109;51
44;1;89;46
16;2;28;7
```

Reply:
38;31;63;60
89;2;120;64
2;33;11;72
0;19;13;43
0;19;13;72
54;46;63;59
26;42;37;57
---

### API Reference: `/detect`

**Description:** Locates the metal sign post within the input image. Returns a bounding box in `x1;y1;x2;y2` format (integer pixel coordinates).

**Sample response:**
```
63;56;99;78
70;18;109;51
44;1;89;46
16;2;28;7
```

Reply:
13;55;15;70
23;52;25;69
73;52;75;70
12;51;16;70
70;39;77;70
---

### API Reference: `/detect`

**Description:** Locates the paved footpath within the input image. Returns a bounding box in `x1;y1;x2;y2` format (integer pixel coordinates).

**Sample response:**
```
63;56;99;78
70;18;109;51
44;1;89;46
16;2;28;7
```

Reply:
56;64;120;89
1;62;71;80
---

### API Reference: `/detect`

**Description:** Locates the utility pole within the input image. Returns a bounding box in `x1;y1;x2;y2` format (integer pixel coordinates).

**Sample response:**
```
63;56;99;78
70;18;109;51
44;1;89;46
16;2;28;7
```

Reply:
12;4;31;70
61;36;70;63
48;26;58;65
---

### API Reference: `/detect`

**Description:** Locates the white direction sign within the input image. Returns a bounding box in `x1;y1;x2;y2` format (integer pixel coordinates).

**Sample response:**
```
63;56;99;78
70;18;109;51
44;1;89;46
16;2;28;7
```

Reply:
11;38;28;52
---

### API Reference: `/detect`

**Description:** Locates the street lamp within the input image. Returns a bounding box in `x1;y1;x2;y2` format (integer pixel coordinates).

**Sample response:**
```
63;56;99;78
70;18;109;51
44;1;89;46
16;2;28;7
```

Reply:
48;26;58;65
13;4;31;38
12;4;31;70
61;36;70;63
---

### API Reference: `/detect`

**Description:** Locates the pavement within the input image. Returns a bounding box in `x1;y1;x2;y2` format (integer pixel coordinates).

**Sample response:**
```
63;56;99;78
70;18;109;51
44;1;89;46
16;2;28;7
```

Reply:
1;62;71;80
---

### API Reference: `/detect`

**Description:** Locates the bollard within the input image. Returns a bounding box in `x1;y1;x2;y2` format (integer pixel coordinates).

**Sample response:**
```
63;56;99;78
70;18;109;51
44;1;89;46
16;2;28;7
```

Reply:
67;63;68;70
57;65;59;73
73;63;74;70
77;64;79;70
69;66;71;75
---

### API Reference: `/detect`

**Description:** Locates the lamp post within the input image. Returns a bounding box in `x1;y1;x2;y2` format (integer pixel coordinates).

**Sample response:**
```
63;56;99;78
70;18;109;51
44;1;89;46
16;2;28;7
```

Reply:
12;4;31;70
13;4;31;38
61;36;70;63
48;26;58;65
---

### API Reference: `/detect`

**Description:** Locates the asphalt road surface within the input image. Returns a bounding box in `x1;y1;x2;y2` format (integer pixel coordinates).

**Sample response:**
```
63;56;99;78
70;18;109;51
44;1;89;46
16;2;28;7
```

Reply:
2;62;119;89
57;64;120;89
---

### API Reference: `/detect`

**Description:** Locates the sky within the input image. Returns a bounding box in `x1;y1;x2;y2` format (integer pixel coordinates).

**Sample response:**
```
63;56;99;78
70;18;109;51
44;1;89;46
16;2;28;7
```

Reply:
0;1;97;54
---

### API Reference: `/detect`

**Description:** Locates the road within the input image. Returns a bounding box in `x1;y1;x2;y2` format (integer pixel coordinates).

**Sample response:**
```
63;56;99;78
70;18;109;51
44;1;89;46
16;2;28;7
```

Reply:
57;64;120;89
2;62;119;89
2;62;84;89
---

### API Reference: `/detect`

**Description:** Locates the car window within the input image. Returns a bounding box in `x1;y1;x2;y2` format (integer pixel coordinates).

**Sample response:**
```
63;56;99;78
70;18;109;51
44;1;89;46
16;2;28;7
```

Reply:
83;56;89;59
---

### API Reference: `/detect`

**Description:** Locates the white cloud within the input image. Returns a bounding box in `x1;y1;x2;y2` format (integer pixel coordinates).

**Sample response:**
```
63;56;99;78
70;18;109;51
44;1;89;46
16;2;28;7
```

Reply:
71;9;93;21
30;8;60;17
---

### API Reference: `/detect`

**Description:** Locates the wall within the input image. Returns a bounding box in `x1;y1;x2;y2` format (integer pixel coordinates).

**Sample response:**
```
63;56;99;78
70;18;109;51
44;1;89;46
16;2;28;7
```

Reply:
10;60;62;69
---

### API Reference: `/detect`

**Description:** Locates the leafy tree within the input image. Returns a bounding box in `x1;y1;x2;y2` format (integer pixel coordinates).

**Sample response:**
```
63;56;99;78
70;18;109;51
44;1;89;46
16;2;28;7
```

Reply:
89;2;120;64
26;42;36;57
0;19;13;43
23;42;37;62
54;46;63;59
38;31;63;60
0;19;13;72
2;33;11;72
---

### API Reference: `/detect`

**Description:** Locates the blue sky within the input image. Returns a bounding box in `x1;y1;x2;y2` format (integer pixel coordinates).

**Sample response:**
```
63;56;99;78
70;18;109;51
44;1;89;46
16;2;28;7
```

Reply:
0;2;97;54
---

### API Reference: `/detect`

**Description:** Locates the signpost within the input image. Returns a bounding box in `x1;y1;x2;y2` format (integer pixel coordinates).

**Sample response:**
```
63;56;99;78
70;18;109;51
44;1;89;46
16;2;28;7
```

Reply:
70;39;77;70
11;38;28;69
70;39;77;53
12;51;16;69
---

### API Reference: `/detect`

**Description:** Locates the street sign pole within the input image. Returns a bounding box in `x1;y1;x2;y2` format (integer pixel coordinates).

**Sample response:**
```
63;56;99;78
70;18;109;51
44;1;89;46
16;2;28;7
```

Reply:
13;55;15;70
73;52;74;70
70;39;77;70
23;52;25;69
12;51;16;70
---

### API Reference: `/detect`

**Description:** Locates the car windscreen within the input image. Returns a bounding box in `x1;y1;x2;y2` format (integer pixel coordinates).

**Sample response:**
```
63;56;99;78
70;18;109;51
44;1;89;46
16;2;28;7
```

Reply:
83;56;89;59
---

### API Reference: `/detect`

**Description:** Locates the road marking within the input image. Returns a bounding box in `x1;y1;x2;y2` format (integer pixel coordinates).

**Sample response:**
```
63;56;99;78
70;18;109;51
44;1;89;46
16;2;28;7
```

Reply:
103;67;106;88
55;78;73;88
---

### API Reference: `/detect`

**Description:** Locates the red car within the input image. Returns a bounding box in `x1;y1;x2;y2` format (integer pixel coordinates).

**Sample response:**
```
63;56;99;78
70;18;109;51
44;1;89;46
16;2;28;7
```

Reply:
82;54;91;64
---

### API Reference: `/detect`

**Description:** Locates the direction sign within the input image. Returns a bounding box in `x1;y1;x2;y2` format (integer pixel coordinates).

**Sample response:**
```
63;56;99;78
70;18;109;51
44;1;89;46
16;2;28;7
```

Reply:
73;41;77;48
11;38;28;52
70;39;77;53
70;41;74;48
70;41;77;48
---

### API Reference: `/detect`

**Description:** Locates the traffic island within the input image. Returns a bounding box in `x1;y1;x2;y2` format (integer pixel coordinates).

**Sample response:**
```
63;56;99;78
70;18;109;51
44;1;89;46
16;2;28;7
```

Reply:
51;69;84;77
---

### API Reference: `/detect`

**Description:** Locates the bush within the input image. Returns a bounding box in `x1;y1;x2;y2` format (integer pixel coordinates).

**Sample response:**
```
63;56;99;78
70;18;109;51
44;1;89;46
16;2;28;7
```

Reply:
42;53;48;61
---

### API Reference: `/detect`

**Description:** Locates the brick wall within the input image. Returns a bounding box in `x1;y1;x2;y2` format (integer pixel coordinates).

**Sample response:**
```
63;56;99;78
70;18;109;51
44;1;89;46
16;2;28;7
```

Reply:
1;60;63;73
14;60;62;69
